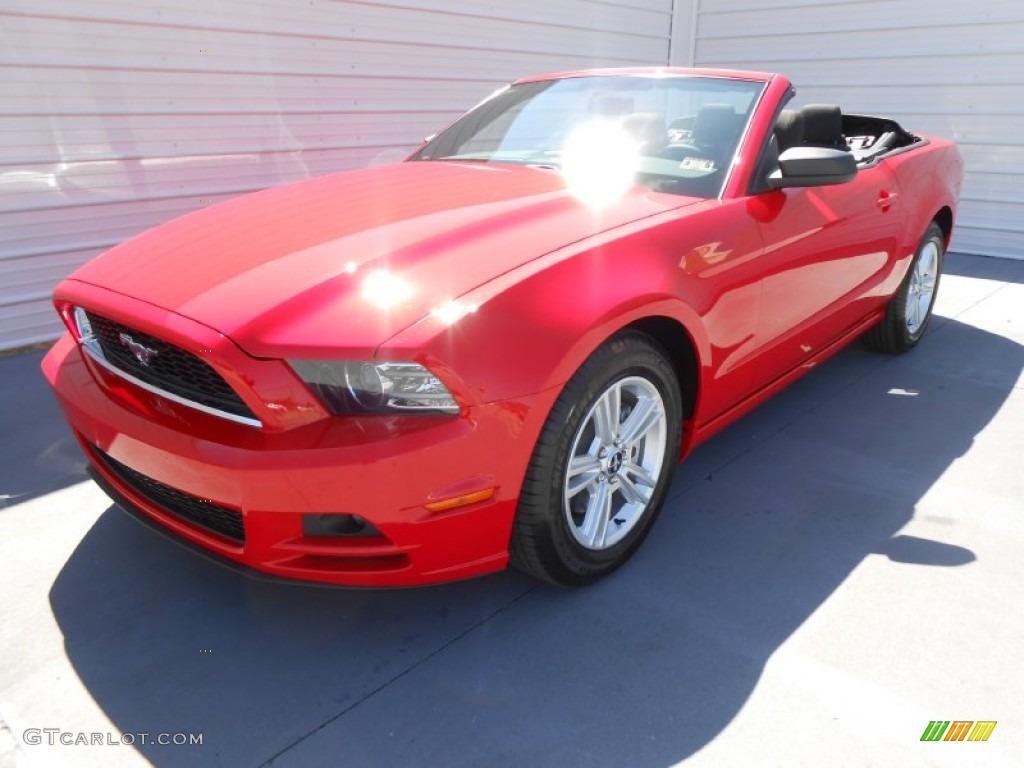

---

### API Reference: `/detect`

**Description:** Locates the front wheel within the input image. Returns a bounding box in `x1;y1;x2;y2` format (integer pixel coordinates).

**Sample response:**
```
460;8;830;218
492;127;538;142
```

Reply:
510;332;683;586
864;221;945;353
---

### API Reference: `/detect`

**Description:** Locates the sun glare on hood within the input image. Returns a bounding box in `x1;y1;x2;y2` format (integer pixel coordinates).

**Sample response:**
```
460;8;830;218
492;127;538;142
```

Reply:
361;269;413;309
431;300;478;326
560;120;639;210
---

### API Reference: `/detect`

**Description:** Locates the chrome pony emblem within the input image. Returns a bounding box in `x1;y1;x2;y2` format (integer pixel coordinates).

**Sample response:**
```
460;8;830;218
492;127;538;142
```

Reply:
118;332;158;366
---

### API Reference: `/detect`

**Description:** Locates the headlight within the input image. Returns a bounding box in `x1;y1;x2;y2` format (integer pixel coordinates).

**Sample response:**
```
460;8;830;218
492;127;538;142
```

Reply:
289;360;459;415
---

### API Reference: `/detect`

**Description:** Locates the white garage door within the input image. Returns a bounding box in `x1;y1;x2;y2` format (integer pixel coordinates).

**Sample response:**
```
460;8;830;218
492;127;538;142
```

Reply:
0;0;672;351
690;0;1024;260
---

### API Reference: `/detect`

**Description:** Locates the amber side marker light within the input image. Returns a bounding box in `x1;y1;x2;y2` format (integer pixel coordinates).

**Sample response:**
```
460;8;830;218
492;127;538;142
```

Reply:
424;488;496;513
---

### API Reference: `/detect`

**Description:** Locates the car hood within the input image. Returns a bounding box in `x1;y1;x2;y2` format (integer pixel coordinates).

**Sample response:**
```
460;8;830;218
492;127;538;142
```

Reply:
70;161;695;356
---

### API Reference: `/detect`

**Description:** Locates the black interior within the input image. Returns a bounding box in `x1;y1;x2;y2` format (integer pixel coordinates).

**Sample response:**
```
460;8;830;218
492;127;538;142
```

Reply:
771;103;920;164
649;100;923;198
842;112;920;162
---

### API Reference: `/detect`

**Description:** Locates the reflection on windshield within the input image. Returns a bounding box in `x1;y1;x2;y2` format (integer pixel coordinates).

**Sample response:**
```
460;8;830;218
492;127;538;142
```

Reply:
560;120;639;209
412;75;765;200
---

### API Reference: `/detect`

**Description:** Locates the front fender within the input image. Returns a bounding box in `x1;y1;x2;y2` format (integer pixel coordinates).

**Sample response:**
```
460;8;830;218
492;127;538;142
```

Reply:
380;196;766;433
377;238;711;408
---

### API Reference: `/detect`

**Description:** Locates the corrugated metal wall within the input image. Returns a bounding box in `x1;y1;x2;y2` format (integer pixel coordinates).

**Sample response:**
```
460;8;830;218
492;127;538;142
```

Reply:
0;0;673;351
690;0;1024;260
5;1;1020;351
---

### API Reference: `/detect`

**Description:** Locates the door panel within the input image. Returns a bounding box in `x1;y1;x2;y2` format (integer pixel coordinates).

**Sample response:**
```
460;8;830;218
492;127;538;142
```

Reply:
748;163;902;389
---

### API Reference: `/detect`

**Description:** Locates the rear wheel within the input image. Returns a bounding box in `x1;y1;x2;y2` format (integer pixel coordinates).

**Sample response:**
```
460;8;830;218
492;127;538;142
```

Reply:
510;332;683;586
865;222;945;353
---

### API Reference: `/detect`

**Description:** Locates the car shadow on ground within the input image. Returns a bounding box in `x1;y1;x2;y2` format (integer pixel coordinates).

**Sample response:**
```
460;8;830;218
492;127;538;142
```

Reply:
48;312;1021;767
0;348;89;509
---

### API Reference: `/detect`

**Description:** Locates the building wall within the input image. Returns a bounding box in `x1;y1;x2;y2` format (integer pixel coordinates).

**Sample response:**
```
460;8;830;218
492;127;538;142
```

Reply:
688;0;1024;260
4;1;1019;352
0;0;673;350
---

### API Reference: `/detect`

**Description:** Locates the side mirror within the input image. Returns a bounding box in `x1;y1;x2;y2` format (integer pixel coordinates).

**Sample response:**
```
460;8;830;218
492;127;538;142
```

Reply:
768;147;857;189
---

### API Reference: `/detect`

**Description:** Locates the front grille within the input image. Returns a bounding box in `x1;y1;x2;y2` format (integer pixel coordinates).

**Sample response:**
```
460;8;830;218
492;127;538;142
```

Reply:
84;311;257;422
94;448;246;544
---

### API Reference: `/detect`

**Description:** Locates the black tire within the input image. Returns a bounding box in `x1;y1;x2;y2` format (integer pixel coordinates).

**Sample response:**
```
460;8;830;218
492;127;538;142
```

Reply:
864;222;945;353
510;332;683;586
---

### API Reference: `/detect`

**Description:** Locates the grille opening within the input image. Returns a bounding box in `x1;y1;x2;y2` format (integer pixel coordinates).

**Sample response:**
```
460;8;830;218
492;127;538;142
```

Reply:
281;554;410;573
94;448;245;545
82;311;257;423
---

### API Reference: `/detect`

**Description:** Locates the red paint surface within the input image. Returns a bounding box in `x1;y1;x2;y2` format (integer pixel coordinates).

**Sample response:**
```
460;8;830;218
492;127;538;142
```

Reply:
43;68;963;585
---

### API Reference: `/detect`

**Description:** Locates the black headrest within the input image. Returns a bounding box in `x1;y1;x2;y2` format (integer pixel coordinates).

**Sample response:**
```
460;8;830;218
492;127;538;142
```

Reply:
774;110;804;152
801;104;844;148
693;104;739;145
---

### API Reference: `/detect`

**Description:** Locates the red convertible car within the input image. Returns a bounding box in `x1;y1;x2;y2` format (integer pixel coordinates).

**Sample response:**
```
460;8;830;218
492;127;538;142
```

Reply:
43;68;962;586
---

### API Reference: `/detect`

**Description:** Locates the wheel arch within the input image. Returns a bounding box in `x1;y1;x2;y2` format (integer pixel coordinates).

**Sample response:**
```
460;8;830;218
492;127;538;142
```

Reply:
622;315;700;423
933;205;954;249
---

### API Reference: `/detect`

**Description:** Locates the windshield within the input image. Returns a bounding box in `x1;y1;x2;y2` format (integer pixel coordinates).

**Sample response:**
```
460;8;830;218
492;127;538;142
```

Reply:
411;75;766;200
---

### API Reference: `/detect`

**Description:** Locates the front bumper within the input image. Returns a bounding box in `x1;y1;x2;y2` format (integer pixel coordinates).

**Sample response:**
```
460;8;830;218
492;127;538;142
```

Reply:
43;334;557;586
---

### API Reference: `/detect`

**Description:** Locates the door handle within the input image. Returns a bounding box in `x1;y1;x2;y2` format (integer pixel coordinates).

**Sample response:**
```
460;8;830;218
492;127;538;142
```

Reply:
877;190;898;211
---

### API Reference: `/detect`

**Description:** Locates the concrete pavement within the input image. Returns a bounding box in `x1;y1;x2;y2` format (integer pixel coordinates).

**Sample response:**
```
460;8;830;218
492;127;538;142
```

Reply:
1;252;1022;768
